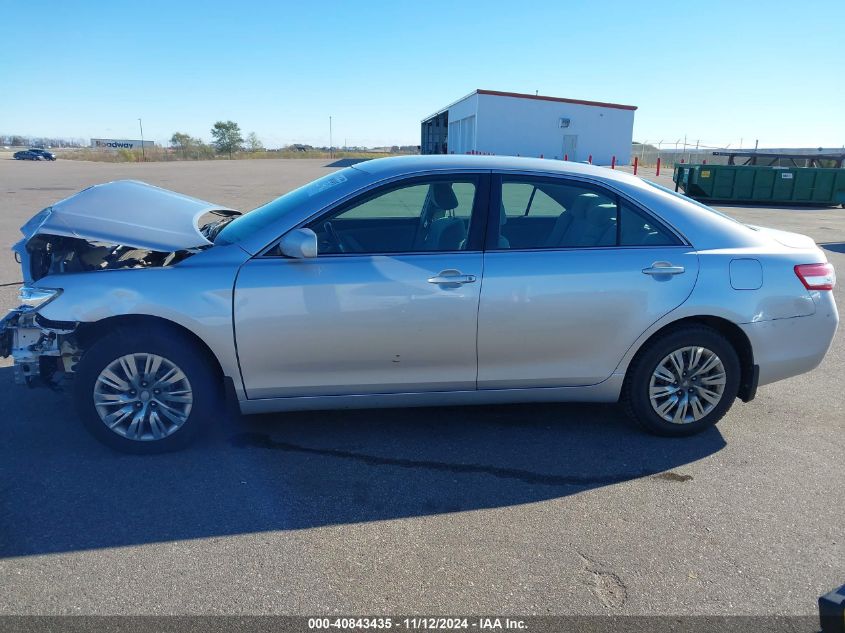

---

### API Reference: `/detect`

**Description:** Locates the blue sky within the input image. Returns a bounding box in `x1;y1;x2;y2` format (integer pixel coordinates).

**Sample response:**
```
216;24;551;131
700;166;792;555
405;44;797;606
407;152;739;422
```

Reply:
2;0;843;149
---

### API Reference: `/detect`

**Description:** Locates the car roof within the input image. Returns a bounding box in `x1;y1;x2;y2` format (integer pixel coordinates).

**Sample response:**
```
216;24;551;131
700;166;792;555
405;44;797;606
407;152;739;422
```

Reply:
350;154;641;186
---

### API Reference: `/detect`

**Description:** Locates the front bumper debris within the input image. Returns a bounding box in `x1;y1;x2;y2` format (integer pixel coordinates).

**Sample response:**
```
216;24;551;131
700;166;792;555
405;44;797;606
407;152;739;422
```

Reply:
0;308;79;387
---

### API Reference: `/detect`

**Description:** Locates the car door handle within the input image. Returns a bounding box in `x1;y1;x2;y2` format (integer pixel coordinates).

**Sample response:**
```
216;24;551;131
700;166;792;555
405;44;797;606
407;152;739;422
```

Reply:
642;262;685;276
427;270;477;285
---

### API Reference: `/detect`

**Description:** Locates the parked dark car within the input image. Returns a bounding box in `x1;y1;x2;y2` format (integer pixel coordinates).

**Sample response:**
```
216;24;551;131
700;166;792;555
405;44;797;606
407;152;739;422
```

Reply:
13;149;56;161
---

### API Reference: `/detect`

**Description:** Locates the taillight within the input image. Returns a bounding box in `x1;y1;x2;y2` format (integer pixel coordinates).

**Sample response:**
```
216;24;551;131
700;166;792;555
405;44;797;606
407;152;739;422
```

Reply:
794;263;836;291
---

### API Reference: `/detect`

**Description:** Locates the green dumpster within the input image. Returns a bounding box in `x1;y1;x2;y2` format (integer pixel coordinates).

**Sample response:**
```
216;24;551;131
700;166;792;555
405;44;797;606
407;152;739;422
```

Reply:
672;164;845;206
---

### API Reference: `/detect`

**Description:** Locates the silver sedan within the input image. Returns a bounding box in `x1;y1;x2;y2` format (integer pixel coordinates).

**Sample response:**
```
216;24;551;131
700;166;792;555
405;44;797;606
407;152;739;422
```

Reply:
1;156;838;452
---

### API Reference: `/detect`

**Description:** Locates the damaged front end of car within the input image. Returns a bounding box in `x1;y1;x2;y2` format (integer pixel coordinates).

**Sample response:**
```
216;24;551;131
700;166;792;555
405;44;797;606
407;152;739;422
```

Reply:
0;301;81;388
1;179;240;387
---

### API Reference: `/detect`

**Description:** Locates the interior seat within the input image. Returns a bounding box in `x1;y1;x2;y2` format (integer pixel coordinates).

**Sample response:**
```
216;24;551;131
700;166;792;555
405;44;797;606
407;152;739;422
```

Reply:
419;183;466;251
544;193;616;248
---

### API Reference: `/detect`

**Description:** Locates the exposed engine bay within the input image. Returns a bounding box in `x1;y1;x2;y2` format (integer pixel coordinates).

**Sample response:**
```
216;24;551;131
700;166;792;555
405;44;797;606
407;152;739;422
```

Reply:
22;234;197;282
21;208;236;282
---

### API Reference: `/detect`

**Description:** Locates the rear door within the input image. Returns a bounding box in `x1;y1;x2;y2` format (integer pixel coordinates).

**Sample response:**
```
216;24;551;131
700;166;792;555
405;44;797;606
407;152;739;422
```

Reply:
234;173;490;399
477;174;698;388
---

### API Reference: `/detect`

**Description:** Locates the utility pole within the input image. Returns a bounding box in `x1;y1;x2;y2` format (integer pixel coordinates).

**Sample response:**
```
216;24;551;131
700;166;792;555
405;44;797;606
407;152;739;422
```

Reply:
138;118;145;161
329;116;333;159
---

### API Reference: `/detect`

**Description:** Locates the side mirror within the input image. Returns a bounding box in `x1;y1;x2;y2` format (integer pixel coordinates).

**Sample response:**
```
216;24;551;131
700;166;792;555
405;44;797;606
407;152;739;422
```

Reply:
278;228;318;259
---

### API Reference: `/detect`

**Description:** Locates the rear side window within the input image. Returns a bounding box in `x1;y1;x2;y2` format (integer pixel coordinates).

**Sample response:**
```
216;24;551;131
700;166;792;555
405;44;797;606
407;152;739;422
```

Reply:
494;177;681;249
495;179;617;249
619;203;681;246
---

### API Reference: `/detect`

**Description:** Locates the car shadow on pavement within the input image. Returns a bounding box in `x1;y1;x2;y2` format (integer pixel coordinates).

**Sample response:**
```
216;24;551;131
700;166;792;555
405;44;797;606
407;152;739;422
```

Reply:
0;367;726;557
820;242;845;254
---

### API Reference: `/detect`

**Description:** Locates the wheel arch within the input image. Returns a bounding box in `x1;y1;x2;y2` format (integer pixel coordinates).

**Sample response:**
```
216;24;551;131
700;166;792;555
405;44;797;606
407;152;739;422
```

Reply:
623;315;756;402
74;314;227;387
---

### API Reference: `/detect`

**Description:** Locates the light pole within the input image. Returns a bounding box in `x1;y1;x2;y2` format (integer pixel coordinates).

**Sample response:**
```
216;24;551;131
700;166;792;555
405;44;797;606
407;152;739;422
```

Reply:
138;118;145;161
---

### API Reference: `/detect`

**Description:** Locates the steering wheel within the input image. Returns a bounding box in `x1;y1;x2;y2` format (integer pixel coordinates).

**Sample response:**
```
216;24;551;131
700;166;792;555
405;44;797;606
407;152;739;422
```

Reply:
322;221;346;253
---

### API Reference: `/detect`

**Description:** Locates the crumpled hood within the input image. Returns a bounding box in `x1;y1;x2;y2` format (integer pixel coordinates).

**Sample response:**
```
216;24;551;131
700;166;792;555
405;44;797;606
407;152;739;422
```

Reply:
18;180;240;252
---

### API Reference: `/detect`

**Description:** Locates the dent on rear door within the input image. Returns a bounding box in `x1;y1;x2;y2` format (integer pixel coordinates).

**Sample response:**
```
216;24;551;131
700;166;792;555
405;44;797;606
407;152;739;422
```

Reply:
476;248;699;389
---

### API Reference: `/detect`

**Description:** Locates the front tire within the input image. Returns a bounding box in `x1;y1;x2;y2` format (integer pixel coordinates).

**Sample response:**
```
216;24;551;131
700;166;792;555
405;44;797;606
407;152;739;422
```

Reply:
622;326;740;436
74;326;218;453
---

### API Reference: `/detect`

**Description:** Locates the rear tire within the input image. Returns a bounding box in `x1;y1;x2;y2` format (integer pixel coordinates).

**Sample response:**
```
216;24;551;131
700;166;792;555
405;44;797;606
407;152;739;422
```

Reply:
74;326;218;453
622;326;740;436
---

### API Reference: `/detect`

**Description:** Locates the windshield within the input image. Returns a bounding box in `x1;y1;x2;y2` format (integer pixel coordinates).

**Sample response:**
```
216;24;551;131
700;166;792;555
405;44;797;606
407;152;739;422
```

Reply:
215;169;355;245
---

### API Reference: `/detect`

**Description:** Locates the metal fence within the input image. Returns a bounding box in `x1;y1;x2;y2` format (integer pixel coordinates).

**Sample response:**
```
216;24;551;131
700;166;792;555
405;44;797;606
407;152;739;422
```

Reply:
631;148;731;168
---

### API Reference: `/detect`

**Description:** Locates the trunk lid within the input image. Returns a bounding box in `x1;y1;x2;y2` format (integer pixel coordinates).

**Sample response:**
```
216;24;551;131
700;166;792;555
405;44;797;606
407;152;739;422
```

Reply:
747;225;819;250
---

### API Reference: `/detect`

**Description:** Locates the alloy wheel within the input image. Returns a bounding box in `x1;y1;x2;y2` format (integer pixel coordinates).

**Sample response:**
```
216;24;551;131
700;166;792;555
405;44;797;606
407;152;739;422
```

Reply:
648;346;727;424
93;353;193;441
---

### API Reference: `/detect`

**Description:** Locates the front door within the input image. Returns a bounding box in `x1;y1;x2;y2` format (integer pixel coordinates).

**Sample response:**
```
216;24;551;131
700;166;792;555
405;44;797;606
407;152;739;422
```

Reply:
234;174;489;399
477;174;699;388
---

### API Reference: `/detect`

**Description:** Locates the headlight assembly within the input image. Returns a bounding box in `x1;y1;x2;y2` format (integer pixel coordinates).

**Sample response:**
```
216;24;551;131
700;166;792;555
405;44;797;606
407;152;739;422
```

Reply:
18;286;62;311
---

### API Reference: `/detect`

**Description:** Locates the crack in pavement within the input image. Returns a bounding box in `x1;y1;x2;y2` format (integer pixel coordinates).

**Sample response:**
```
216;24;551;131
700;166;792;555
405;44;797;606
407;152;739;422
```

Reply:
577;551;628;609
229;431;652;487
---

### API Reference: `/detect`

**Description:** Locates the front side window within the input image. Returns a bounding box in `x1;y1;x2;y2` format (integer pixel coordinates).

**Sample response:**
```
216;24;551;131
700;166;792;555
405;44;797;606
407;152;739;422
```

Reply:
306;178;478;255
494;177;680;249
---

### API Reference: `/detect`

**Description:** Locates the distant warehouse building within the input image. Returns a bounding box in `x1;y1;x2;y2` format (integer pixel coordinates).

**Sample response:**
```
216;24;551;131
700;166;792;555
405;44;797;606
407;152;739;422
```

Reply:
421;89;637;165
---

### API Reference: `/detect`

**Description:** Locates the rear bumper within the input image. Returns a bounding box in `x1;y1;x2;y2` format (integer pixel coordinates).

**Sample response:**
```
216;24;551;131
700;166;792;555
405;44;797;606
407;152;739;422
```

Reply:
740;291;839;387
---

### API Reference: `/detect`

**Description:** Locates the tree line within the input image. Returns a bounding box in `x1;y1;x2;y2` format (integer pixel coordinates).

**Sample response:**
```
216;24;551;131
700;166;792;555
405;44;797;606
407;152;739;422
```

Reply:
170;121;262;159
1;135;87;148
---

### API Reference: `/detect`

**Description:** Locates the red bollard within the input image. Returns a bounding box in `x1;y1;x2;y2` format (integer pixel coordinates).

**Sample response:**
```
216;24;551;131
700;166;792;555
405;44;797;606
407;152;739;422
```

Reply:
656;157;661;176
611;156;616;169
680;158;685;164
633;156;639;175
703;159;707;164
564;153;568;161
588;154;592;164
